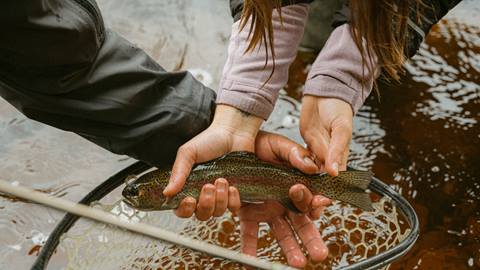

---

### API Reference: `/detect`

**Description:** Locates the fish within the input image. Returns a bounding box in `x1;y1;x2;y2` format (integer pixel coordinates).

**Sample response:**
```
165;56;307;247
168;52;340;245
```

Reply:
122;151;374;212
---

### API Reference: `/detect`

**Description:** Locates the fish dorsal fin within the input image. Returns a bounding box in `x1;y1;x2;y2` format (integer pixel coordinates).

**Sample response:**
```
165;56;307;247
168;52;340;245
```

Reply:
217;151;261;164
193;151;261;170
224;151;257;159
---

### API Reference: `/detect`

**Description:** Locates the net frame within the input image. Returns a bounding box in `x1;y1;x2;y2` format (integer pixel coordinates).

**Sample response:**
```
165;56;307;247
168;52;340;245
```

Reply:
31;162;419;270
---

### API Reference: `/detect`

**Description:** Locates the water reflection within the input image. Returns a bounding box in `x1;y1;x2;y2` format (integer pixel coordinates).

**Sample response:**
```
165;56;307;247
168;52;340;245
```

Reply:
370;17;480;269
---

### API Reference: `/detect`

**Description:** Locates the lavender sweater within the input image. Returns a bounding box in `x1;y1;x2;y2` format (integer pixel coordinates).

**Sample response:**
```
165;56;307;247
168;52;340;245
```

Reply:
216;4;377;119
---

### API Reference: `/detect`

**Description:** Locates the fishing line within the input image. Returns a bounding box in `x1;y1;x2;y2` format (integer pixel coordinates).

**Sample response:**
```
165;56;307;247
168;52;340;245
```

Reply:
0;179;295;270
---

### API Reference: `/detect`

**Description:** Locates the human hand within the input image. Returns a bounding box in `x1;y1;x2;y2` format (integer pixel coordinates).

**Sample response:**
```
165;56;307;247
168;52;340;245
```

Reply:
239;131;332;268
300;96;353;176
163;104;263;220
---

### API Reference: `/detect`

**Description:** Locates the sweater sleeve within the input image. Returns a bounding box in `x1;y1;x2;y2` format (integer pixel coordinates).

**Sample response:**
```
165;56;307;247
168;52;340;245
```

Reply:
303;24;379;114
216;4;309;119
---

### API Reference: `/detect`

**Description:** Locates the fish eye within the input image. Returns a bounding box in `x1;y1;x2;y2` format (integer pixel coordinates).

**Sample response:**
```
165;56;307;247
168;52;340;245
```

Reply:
122;185;139;198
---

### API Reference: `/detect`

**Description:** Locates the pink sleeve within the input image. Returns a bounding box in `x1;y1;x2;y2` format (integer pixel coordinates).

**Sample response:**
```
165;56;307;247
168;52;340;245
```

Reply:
304;24;379;114
216;4;309;120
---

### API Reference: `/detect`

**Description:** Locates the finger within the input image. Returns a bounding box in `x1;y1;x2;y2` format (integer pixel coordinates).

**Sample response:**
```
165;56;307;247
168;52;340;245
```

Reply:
174;197;197;218
287;212;328;262
195;184;216;221
312;195;332;208
305;134;329;169
308;196;331;220
289;184;313;213
239;219;259;257
288;147;320;174
270;217;307;268
340;147;349;171
228;186;241;215
163;145;196;196
326;125;352;177
309;207;325;220
213;178;229;217
256;132;319;173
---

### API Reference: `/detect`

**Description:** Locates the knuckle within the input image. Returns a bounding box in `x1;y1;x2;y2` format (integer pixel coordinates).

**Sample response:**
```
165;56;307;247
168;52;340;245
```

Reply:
177;145;194;158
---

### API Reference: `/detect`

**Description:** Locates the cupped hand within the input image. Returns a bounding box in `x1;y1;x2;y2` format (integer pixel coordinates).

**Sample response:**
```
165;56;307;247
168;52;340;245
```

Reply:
163;105;263;220
239;131;332;269
300;96;353;176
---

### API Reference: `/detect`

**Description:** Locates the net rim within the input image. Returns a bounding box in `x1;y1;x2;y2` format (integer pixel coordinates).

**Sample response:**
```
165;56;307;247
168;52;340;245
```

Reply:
31;162;419;270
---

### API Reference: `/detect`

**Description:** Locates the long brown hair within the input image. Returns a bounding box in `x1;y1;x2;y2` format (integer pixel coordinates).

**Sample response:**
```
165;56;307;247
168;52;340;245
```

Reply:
241;0;423;84
240;0;282;83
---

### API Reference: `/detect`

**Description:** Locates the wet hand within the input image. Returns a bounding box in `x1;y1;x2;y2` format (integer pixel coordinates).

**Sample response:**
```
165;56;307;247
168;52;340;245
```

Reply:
164;105;262;220
239;131;331;268
300;96;353;176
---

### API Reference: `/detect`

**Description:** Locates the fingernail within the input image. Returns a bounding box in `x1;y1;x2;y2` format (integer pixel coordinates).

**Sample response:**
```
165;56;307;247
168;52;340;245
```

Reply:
205;187;214;195
217;181;226;193
332;162;339;173
292;189;304;202
290;254;307;268
185;203;194;211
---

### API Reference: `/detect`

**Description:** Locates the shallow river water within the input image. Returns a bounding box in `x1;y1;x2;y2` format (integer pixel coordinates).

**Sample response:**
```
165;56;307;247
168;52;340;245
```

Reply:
0;0;478;269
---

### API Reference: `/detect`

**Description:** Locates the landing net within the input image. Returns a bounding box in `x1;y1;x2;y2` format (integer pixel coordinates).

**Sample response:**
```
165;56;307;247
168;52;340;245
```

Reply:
36;162;418;270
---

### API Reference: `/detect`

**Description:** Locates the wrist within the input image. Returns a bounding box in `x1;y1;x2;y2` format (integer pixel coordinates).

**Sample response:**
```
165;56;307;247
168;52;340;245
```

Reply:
211;105;263;138
304;95;353;118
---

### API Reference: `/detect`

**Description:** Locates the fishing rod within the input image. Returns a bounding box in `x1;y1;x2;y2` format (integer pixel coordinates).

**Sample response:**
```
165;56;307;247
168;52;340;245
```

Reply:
0;179;294;270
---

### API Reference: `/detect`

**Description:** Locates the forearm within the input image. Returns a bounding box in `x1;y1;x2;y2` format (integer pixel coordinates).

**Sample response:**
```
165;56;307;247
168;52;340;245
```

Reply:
217;4;309;120
0;1;215;167
304;24;378;114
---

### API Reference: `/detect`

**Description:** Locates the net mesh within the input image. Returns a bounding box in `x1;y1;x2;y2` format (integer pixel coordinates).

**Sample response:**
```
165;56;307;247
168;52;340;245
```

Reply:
52;189;410;270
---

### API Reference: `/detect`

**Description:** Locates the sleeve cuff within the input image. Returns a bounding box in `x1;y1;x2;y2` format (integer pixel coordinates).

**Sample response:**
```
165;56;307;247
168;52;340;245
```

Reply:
215;79;278;120
304;74;367;114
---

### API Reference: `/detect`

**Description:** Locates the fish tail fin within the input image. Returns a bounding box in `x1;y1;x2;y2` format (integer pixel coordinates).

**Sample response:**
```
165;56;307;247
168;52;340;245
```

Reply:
313;170;374;211
338;171;374;211
337;188;374;211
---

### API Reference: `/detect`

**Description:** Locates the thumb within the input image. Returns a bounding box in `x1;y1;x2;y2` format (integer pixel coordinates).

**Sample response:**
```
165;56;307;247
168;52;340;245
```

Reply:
257;132;319;174
288;146;320;175
163;145;196;196
326;125;351;177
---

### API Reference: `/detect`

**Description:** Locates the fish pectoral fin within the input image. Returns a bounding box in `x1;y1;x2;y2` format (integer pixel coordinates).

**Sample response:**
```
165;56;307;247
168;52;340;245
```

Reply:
241;200;264;205
279;198;302;213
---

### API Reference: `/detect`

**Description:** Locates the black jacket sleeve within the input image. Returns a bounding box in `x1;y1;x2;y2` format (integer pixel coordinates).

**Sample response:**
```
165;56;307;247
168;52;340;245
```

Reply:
0;0;216;167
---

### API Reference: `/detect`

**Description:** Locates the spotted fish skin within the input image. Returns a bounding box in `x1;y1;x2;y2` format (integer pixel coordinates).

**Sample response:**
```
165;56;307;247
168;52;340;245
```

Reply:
122;151;374;212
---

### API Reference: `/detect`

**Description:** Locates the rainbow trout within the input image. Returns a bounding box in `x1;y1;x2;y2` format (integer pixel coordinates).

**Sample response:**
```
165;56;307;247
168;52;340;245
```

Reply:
122;151;374;212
